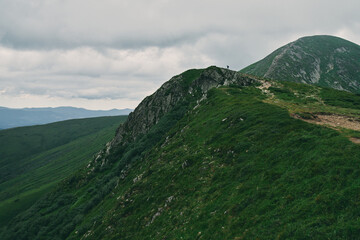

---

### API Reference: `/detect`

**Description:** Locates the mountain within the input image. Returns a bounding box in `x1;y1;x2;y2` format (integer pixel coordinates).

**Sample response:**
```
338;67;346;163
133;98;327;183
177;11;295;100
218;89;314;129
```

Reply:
2;66;360;239
240;35;360;93
0;106;132;129
0;116;127;226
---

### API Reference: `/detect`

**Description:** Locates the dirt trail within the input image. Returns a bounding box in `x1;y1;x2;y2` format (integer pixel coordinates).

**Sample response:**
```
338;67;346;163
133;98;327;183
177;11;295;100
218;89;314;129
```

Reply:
294;114;360;131
314;115;360;131
255;80;360;143
256;80;273;95
349;138;360;144
293;113;360;144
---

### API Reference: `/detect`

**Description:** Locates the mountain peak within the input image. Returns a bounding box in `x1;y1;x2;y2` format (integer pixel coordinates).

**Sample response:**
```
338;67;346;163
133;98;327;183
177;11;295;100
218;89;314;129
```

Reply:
241;35;360;93
110;67;258;146
93;66;259;169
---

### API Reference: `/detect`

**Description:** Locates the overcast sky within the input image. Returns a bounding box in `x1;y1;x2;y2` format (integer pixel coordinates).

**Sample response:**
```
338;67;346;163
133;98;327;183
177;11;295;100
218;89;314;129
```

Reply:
0;0;359;110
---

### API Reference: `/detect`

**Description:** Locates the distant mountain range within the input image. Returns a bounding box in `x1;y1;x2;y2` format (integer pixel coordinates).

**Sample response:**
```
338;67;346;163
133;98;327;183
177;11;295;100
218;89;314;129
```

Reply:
241;35;360;93
0;106;132;129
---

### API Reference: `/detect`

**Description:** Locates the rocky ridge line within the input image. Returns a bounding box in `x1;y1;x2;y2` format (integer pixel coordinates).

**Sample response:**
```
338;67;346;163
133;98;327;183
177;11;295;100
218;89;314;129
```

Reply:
98;67;260;160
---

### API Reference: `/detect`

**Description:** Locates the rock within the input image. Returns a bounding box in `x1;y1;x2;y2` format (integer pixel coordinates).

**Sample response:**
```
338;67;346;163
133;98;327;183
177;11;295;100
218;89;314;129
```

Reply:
109;67;258;149
91;66;259;170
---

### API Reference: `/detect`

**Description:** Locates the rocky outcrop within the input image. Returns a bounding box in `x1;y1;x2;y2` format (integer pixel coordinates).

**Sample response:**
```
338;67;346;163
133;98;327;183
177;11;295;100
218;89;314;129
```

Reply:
108;67;259;150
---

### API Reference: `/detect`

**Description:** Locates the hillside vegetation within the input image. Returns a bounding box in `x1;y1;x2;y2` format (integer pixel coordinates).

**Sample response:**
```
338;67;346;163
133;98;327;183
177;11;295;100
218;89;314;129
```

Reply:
241;35;360;93
0;116;127;226
2;67;360;239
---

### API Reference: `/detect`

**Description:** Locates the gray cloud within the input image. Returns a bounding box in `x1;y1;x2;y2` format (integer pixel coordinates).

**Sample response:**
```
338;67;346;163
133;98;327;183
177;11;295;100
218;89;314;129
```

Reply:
0;0;359;109
1;0;359;50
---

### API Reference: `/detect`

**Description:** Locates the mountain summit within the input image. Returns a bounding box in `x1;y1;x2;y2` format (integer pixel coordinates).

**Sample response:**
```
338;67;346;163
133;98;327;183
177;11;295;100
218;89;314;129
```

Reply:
241;35;360;93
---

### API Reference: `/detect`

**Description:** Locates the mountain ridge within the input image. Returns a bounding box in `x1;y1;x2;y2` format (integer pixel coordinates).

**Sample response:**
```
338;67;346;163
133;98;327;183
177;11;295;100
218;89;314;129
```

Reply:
241;35;360;93
2;49;360;238
108;67;259;150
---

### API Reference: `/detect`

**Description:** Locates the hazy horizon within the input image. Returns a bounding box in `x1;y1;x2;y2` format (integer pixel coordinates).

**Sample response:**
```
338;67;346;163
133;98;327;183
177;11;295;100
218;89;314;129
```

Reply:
0;105;132;111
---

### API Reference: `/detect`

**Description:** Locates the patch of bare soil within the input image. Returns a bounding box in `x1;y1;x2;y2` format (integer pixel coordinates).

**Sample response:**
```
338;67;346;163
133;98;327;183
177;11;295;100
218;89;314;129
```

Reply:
257;80;271;91
292;113;360;144
256;80;273;96
292;113;360;131
349;137;360;144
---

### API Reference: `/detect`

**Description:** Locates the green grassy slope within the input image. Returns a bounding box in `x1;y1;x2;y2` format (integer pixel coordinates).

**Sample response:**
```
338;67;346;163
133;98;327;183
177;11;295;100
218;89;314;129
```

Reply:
240;35;360;93
0;116;127;182
0;116;127;226
3;69;360;239
69;87;360;239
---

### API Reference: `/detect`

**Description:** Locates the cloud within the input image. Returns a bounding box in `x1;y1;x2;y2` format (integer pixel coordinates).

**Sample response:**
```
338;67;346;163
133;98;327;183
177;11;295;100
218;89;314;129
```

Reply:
0;0;359;109
1;0;359;50
0;44;214;109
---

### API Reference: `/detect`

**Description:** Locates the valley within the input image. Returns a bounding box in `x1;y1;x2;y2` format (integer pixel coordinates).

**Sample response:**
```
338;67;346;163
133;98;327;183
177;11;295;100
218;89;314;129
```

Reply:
0;116;127;226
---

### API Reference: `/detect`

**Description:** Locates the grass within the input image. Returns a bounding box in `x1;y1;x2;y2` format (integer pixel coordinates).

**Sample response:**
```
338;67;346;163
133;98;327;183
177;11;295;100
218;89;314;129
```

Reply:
2;67;360;239
4;82;360;239
69;86;360;239
264;81;360;117
320;87;360;110
263;81;360;141
178;68;203;88
0;116;127;178
0;116;127;226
